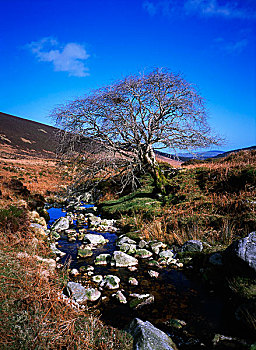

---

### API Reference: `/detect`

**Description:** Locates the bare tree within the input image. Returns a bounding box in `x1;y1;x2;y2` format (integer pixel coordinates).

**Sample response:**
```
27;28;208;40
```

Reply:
51;68;220;193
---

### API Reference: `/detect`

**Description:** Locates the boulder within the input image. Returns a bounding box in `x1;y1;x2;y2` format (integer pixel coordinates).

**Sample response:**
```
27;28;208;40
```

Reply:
225;231;256;272
127;318;178;350
92;275;103;283
148;270;159;278
88;215;102;227
83;233;106;246
112;251;138;267
116;235;137;247
50;243;66;256
70;268;79;277
66;282;101;303
181;240;203;253
119;243;137;254
95;254;111;265
135;249;153;259
129;293;154;309
100;275;120;289
209;252;223;266
51;217;69;231
150;241;167;255
138;239;148;249
112;290;127;304
159;250;174;260
129;277;139;286
77;248;93;258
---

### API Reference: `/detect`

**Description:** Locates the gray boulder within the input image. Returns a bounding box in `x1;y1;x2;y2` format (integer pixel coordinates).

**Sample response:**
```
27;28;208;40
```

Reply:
66;282;101;303
116;235;137;246
83;233;106;246
51;217;69;231
225;231;256;272
127;318;178;350
112;251;138;267
181;240;203;253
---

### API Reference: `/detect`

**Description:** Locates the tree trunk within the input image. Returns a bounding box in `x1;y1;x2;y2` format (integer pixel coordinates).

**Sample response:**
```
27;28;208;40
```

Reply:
140;144;167;194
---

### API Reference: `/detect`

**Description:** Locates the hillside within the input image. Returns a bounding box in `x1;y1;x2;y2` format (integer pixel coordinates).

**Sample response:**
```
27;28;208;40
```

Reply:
0;112;58;159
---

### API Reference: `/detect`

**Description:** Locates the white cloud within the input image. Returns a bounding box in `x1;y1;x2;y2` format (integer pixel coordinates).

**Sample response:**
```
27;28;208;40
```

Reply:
28;37;90;77
143;0;256;20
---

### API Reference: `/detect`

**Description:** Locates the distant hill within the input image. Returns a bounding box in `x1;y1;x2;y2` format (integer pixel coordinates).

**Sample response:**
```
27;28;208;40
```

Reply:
0;112;58;159
212;146;256;159
154;149;224;161
178;150;225;159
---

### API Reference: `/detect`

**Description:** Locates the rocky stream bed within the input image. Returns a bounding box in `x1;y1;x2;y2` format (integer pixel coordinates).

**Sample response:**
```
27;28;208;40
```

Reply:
43;195;256;350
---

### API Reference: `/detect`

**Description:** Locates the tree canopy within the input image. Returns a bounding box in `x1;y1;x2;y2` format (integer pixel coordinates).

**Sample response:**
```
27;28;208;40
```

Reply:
52;68;220;192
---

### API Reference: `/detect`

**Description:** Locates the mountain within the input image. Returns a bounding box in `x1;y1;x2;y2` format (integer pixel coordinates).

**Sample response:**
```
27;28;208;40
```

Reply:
0;112;58;159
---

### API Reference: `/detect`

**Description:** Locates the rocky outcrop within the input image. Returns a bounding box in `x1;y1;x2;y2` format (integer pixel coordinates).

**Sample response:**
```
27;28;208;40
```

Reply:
225;231;256;272
127;318;178;350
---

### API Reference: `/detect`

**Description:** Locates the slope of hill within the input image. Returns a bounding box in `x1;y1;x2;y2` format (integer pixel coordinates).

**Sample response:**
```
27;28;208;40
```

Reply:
0;112;58;159
213;145;256;159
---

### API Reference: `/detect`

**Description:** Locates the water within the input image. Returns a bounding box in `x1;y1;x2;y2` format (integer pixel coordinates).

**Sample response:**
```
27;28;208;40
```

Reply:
48;206;251;349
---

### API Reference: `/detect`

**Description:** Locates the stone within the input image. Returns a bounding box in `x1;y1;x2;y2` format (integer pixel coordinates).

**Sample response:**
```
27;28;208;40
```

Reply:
138;239;148;249
129;277;139;286
181;240;203;253
95;254;111;265
128;266;138;272
112;251;138;267
159;250;174;260
119;243;137;254
150;241;167;255
30;223;47;237
66;282;101;303
100;275;120;289
225;231;256;272
51;217;69;231
148;270;159;278
92;275;103;283
70;268;80;277
116;235;137;247
127;318;178;350
135;249;153;259
77;248;93;258
50;243;66;256
165;319;186;330
209;252;223;266
147;260;160;268
88;215;102;227
129;293;154;309
112;290;127;304
83;233;106;246
212;334;249;349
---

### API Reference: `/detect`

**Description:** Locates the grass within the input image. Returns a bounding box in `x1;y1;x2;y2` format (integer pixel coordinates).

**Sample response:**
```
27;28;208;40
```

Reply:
0;166;133;349
100;175;162;219
100;150;256;247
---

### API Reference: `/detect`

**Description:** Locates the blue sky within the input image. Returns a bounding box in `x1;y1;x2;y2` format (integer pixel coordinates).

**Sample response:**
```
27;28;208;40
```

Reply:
0;0;255;151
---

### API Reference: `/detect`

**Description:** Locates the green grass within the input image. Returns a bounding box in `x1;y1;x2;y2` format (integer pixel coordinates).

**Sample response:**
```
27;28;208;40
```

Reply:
100;176;162;219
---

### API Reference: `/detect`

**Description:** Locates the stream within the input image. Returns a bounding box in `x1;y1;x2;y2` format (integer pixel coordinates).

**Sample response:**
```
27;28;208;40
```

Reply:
47;206;251;349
